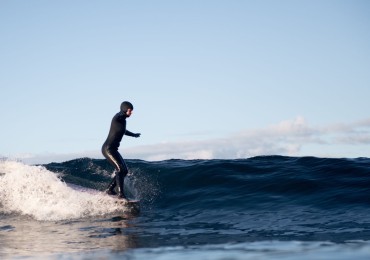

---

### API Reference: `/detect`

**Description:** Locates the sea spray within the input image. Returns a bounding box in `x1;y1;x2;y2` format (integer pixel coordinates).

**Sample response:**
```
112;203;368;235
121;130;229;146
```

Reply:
0;161;129;221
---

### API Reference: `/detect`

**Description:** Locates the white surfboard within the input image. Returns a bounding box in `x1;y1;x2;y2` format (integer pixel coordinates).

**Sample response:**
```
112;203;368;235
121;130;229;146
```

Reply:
67;183;140;212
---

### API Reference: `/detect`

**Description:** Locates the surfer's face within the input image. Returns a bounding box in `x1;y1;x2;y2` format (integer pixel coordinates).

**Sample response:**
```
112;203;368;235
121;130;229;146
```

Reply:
126;109;133;117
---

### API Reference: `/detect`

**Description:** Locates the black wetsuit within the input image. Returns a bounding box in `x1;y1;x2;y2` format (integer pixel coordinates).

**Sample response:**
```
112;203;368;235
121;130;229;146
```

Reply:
102;111;136;198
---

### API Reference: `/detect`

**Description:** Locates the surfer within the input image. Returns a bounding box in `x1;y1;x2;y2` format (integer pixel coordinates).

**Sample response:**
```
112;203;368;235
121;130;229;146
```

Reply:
102;101;141;199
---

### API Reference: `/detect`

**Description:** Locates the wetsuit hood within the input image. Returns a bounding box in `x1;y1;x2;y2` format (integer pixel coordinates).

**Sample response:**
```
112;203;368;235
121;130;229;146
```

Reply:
120;101;134;113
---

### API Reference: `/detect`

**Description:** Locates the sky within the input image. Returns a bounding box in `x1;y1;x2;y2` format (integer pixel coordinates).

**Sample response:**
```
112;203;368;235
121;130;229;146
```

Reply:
1;0;370;164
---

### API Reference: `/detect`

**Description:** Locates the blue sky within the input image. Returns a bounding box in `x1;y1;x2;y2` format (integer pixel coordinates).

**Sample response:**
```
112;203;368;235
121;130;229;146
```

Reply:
1;0;370;164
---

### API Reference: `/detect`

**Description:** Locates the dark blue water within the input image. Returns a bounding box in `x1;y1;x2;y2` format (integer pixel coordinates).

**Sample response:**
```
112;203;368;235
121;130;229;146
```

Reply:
1;156;370;259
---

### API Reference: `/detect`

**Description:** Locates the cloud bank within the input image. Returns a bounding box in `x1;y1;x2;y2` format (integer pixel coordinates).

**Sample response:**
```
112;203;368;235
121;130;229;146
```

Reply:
8;116;370;164
125;116;370;161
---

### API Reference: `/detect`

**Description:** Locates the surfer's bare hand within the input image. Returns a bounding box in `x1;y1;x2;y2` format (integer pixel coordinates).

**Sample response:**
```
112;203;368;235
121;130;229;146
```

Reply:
134;133;141;138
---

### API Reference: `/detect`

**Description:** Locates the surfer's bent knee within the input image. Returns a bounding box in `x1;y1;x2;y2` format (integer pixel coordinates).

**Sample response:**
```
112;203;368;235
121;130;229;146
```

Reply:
102;146;127;176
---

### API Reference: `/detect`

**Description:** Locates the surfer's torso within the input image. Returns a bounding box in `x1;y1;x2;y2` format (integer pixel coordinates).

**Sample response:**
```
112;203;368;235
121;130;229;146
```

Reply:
103;112;127;150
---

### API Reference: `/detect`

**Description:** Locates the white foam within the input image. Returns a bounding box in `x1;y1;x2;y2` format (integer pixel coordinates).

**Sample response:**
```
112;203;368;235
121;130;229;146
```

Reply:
0;160;127;221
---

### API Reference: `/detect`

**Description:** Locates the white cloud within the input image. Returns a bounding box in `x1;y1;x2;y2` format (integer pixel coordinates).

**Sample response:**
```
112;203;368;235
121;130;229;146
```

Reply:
13;116;370;164
122;116;370;160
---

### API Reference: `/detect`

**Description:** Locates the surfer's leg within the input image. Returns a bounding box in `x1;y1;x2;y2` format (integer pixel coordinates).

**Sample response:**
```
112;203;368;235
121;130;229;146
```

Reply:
115;153;129;199
102;147;128;198
102;146;120;195
105;175;117;195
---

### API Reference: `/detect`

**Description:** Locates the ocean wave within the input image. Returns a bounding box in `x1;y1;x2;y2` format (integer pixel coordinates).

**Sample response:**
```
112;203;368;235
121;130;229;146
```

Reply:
1;156;370;221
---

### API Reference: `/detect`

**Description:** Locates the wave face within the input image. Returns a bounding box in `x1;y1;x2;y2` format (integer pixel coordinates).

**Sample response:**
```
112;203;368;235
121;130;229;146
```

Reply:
45;156;370;210
1;156;370;243
125;156;370;211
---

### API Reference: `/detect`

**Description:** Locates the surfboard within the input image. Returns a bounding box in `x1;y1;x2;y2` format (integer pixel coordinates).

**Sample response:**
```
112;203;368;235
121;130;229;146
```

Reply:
119;199;140;213
67;183;140;213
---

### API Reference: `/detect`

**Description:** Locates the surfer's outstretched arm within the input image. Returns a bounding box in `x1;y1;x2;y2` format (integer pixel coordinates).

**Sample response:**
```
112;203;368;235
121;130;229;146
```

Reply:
125;130;141;138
